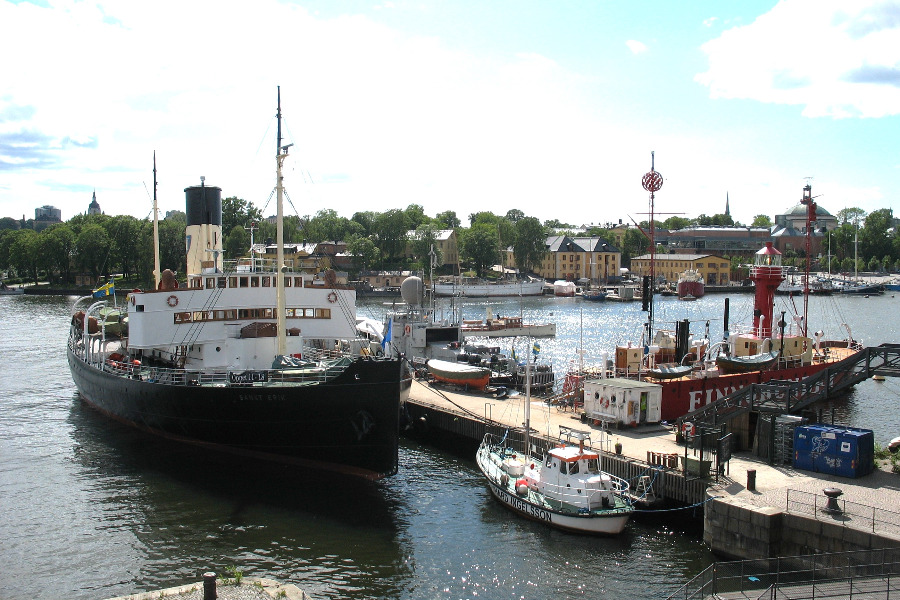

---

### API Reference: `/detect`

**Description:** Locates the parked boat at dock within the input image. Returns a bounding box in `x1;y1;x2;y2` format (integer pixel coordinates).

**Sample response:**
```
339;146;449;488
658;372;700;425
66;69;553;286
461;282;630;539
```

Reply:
0;282;23;295
569;180;866;427
432;276;544;297
476;380;633;534
676;269;704;299
427;358;491;389
461;315;556;338
66;91;403;481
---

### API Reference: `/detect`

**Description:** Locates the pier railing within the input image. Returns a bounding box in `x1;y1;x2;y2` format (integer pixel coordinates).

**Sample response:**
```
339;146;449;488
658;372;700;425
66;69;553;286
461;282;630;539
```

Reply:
786;489;900;537
667;547;900;600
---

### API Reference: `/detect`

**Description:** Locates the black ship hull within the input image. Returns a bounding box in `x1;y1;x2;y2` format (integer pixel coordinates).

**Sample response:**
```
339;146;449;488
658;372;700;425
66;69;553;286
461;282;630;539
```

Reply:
68;348;403;480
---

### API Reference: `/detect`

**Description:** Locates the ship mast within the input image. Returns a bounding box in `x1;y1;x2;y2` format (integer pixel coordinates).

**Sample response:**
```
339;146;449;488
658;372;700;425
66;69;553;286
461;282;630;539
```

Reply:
800;181;816;337
641;152;664;341
152;151;161;289
275;86;291;357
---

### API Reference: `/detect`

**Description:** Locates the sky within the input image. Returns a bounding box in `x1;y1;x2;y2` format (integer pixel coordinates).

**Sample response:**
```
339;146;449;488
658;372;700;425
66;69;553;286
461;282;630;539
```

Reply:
1;0;899;229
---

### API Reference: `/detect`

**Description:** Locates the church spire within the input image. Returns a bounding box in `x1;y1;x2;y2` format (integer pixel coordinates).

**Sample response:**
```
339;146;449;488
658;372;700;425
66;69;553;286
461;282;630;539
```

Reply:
725;192;730;217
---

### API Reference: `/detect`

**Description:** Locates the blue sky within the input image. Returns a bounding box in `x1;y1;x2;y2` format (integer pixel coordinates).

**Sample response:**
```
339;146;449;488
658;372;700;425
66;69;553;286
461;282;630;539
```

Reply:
1;0;898;228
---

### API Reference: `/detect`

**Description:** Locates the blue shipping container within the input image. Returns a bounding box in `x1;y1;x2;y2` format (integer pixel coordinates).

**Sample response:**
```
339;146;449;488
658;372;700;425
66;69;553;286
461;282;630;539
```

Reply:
793;424;874;478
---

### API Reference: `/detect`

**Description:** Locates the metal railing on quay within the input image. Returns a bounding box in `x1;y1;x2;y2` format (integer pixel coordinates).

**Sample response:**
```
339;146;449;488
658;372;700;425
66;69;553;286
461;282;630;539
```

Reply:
667;547;900;599
786;489;900;537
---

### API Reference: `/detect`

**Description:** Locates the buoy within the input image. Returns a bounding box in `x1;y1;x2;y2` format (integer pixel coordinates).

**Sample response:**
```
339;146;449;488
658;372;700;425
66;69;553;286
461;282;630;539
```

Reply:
515;479;528;496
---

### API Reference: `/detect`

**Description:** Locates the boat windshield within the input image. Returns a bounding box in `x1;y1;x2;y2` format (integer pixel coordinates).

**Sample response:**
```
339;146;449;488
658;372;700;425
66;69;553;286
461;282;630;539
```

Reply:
586;457;600;473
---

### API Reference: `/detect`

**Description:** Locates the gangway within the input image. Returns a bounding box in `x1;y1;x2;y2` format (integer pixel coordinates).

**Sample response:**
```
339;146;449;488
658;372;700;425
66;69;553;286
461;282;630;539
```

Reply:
675;343;900;433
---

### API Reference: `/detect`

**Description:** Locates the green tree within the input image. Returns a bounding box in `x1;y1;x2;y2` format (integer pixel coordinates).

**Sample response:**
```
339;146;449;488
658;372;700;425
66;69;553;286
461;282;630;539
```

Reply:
434;210;461;229
374;209;409;263
840;257;854;273
76;224;112;279
752;214;773;228
0;217;20;231
505;209;525;223
544;218;575;230
8;229;42;283
836;207;866;227
461;224;500;278
403;204;429;230
621;228;649;267
44;223;76;284
224;225;250;261
860;208;893;264
512;217;546;274
662;216;691;230
351;211;378;237
222;196;263;234
346;235;380;270
158;218;186;277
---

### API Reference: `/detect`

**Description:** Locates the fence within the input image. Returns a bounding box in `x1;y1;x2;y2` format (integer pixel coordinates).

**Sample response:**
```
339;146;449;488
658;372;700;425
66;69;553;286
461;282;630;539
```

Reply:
668;547;900;599
786;489;900;537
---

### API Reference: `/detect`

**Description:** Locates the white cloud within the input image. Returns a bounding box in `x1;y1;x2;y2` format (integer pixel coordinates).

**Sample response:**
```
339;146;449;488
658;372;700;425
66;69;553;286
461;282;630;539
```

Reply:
625;40;648;54
695;0;900;118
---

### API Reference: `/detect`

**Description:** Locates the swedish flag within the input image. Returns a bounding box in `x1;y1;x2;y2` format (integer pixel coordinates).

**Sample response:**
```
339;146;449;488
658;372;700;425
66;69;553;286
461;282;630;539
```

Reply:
532;341;541;356
92;280;115;299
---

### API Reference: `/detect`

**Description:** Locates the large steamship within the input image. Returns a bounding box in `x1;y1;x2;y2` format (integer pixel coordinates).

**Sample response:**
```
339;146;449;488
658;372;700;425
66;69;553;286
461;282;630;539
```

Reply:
67;92;403;480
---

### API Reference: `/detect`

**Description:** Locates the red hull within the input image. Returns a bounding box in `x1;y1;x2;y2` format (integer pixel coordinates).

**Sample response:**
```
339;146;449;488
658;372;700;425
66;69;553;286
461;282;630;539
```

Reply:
657;357;848;422
676;280;705;298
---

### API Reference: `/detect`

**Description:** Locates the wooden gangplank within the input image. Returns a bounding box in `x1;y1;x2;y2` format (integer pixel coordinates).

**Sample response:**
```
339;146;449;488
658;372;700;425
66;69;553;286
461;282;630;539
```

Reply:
677;344;900;430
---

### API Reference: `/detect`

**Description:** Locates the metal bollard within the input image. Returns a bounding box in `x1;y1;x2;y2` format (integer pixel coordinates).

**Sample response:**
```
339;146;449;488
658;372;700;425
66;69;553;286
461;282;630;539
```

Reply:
203;572;217;600
746;469;756;492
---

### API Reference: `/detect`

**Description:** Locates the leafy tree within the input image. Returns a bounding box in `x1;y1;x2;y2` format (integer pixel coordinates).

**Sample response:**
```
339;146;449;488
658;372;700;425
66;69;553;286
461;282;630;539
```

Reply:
752;214;773;228
76;224;112;279
43;223;76;284
469;211;501;227
222;196;262;234
544;218;575;230
158;218;186;277
308;209;353;243
662;216;691;230
346;235;380;270
621;228;649;267
505;209;525;223
867;256;881;272
840;257;854;274
8;229;42;283
512;217;546;274
374;209;409;263
461;223;499;278
351;211;378;237
403;204;429;230
860;208;893;263
836;207;866;227
0;217;20;231
224;225;250;261
434;210;461;229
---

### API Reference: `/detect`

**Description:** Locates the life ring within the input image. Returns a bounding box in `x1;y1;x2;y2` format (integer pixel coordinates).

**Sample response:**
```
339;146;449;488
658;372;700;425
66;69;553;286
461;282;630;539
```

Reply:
327;291;338;303
166;295;178;307
602;397;609;408
404;325;411;335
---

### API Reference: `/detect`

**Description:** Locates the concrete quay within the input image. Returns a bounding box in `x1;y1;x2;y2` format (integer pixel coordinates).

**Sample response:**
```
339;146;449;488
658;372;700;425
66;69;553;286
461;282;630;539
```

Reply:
104;576;307;600
406;378;900;559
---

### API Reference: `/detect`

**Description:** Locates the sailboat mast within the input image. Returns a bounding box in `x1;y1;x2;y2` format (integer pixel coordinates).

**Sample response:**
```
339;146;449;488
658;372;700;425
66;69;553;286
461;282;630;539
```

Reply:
152;151;161;289
641;152;664;341
275;86;288;357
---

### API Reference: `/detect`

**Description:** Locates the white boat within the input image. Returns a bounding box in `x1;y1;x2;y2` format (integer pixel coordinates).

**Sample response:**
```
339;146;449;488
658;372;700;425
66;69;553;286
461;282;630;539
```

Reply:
461;315;556;338
432;277;545;297
427;358;491;389
553;280;576;297
476;358;632;535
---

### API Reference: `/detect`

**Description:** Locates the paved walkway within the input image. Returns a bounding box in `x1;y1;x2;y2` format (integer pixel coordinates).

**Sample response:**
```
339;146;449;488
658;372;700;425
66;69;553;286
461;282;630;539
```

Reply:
409;379;900;515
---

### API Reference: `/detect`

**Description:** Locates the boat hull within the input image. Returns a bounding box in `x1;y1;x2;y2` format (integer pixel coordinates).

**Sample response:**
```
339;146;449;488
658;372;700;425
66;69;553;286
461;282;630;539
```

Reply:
68;348;402;480
427;359;491;389
677;280;704;299
657;347;863;421
461;323;556;338
475;446;631;535
432;281;545;297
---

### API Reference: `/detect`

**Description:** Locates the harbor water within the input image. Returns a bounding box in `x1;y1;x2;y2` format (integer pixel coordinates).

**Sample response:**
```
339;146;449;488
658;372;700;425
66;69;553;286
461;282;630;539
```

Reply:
1;291;897;599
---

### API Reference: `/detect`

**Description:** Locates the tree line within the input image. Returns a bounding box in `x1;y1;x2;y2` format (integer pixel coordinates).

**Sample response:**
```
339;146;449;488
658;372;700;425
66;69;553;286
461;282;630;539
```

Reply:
1;201;896;287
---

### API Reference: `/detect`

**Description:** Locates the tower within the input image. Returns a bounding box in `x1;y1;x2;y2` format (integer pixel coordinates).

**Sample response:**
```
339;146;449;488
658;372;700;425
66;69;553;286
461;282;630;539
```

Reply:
725;192;730;218
750;242;785;338
88;190;101;215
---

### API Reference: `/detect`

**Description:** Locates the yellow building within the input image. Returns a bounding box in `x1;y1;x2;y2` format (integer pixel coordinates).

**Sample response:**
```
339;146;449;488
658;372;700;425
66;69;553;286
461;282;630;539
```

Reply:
527;236;621;282
630;253;731;285
404;229;459;268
